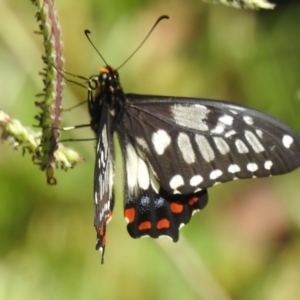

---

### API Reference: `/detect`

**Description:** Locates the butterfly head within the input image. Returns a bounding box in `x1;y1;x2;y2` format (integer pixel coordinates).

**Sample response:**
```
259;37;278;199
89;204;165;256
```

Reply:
87;66;122;94
97;66;122;94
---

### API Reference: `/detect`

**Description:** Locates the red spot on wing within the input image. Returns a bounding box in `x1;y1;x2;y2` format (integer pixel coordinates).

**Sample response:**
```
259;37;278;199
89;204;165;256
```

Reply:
188;196;199;206
125;208;135;223
170;202;184;213
138;221;152;231
157;219;170;229
99;225;104;236
98;225;106;246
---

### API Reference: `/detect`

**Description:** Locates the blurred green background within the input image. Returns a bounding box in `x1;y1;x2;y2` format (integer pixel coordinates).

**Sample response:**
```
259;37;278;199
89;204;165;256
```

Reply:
1;0;300;299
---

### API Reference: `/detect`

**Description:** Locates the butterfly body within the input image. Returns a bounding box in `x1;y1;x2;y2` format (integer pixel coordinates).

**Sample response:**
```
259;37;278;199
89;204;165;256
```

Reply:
88;66;300;263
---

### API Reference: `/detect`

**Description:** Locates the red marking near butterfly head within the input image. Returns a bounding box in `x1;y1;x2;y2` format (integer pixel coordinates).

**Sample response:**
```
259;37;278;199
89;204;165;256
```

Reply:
170;202;184;213
100;66;114;74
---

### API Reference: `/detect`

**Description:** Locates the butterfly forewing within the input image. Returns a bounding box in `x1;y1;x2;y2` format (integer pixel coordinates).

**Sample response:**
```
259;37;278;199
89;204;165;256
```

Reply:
93;102;115;263
122;94;300;195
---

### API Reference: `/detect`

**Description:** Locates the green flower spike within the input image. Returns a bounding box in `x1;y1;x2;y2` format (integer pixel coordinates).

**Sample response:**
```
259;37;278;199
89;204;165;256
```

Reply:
0;110;84;185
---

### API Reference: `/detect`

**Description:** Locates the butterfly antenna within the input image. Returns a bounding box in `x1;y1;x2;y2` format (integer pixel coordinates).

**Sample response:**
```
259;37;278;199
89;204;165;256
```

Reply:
85;30;109;66
49;61;90;89
117;15;169;70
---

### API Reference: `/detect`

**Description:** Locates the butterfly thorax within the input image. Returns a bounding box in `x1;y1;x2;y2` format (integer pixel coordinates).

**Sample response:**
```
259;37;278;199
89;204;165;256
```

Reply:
88;66;125;135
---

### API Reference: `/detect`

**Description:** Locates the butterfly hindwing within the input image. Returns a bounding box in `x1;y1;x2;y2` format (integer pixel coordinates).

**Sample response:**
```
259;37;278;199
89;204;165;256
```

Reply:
123;140;208;240
122;94;300;195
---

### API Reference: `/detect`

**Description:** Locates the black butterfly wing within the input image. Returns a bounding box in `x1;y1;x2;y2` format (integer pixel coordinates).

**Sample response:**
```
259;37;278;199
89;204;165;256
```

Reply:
93;102;115;263
122;94;300;194
119;94;300;240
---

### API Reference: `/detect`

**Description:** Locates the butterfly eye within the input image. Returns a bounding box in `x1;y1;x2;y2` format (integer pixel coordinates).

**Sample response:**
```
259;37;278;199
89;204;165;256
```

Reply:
100;73;108;81
113;72;119;79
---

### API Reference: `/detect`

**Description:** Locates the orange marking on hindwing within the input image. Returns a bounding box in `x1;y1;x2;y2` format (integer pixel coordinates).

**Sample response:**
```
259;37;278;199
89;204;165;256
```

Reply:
125;208;135;223
157;219;170;229
188;196;199;205
138;221;152;231
170;202;184;213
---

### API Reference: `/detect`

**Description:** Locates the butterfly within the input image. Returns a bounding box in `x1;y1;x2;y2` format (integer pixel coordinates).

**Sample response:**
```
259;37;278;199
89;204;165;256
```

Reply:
83;18;300;264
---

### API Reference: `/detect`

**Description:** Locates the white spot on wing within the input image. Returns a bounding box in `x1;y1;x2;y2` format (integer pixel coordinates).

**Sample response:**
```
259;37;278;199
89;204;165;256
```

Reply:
213;137;230;155
245;130;265;153
190;175;203;186
100;150;104;165
219;115;234;126
98;154;101;169
151;179;159;193
211;123;225;134
225;130;236;138
256;130;263;138
126;144;139;190
126;144;151;191
210;169;223;180
99;200;111;226
282;135;294;148
152;129;171;155
177;133;195;164
169;175;184;190
179;223;185;229
171;104;209;131
247;163;258;172
156;235;173;241
137;158;150;190
148;163;160;193
228;164;241;173
235;139;249;153
136;137;149;152
102;124;108;150
195;134;215;162
243;116;254;125
264;160;273;170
